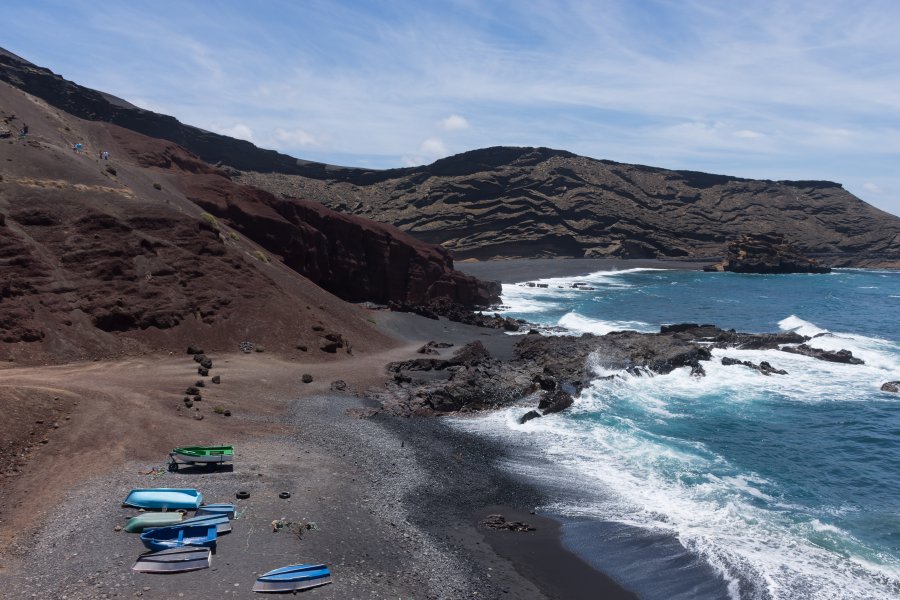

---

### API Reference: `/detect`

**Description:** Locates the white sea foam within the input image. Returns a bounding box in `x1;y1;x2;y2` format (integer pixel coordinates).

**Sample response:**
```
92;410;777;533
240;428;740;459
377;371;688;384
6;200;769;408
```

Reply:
450;313;900;599
496;268;663;314
452;382;900;599
558;312;654;335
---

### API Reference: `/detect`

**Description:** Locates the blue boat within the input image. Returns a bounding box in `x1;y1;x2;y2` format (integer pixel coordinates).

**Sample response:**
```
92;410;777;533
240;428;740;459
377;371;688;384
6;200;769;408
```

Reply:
140;524;217;552
123;489;202;510
252;564;332;593
196;503;235;519
176;514;231;534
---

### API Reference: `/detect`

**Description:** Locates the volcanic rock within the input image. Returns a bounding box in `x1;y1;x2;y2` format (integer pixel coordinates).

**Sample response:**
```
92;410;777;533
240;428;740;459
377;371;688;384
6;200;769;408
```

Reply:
881;381;900;393
721;356;788;375
781;344;864;364
703;234;831;274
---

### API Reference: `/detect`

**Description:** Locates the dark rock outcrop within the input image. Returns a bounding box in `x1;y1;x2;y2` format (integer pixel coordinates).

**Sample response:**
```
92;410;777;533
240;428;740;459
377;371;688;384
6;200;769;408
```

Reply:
781;344;864;364
721;357;788;375
703;234;831;274
373;323;867;417
481;514;535;532
881;381;900;393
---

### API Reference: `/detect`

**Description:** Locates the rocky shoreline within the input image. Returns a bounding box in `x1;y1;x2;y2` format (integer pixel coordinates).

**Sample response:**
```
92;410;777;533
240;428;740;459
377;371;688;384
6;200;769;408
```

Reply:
370;323;868;421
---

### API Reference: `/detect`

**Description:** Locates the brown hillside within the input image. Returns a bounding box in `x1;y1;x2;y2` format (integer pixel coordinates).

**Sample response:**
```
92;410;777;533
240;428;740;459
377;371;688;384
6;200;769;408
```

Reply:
0;82;494;364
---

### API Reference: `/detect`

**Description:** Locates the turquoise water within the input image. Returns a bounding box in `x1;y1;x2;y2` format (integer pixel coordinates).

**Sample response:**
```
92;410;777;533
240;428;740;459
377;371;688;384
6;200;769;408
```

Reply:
455;269;900;600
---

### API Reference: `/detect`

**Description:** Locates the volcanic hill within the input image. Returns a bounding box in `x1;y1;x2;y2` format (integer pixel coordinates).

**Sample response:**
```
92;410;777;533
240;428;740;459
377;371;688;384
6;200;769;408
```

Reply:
0;79;497;364
2;47;898;267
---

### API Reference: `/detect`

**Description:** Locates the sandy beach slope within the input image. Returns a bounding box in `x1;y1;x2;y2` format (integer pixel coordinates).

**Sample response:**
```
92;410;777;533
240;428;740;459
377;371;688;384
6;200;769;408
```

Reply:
0;306;636;599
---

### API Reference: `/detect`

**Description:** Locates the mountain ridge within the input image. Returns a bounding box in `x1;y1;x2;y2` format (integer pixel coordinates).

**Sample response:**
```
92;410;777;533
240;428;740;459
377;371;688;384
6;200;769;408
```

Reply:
2;47;898;267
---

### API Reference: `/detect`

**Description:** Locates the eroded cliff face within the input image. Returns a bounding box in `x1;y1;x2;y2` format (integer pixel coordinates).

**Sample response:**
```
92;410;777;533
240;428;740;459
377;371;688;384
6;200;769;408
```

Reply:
239;147;900;267
183;176;498;307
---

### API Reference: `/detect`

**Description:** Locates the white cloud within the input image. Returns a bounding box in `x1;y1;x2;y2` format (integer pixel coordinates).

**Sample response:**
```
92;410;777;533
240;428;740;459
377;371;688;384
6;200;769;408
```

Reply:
420;137;447;157
862;182;882;193
274;127;320;148
438;114;470;131
734;129;764;139
213;123;254;142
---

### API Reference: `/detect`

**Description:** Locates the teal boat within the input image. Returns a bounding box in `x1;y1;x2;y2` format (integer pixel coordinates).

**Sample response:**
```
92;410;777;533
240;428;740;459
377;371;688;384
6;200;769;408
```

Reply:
169;445;234;470
124;512;184;533
123;489;202;510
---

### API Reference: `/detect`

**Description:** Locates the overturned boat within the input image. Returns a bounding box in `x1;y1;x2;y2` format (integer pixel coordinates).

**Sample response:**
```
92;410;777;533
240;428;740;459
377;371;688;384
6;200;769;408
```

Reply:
132;547;211;574
173;513;232;534
124;512;185;533
139;524;217;552
123;489;202;510
196;503;236;519
252;563;332;593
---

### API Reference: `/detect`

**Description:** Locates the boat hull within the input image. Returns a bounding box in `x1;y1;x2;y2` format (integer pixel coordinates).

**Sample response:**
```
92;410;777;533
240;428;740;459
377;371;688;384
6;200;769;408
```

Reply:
252;564;332;593
123;489;202;510
132;547;211;573
196;503;235;519
139;524;217;552
124;512;184;533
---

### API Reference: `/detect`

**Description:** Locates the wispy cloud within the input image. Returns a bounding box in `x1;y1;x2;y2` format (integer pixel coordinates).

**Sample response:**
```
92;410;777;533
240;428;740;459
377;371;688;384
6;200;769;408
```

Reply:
4;0;900;214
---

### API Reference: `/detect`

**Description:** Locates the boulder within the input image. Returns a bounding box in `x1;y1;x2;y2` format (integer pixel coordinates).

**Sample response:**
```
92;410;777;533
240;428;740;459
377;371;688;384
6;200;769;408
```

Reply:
185;386;199;395
200;357;213;369
538;389;574;414
481;514;535;532
211;375;220;384
881;381;900;393
518;410;542;424
197;367;209;376
330;380;348;392
301;374;313;384
187;344;204;355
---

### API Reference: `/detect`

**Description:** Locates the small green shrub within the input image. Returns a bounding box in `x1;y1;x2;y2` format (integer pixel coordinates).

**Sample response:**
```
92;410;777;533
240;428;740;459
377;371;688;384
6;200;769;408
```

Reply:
213;405;225;415
252;250;270;264
201;212;219;229
227;231;240;241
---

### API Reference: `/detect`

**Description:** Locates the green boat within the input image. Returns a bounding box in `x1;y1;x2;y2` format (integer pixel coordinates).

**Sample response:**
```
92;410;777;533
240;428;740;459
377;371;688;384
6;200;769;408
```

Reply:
124;512;185;533
169;445;234;470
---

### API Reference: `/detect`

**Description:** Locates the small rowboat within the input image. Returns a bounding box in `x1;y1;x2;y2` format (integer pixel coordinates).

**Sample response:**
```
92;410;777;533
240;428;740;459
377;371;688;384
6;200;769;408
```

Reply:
252;563;332;593
140;524;217;552
196;503;236;519
132;547;211;573
169;446;234;470
124;511;184;533
123;489;202;510
172;514;232;534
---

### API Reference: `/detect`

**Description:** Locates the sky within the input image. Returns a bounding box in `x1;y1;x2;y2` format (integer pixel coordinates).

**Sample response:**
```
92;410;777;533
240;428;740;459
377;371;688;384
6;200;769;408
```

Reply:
5;0;900;215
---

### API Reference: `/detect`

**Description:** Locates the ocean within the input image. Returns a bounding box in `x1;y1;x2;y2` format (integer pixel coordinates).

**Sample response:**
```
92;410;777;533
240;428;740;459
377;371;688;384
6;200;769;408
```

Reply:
451;268;900;600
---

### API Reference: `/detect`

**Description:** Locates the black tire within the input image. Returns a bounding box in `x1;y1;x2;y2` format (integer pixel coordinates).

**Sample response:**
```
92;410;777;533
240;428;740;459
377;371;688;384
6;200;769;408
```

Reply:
278;491;291;499
167;462;179;472
236;490;250;499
